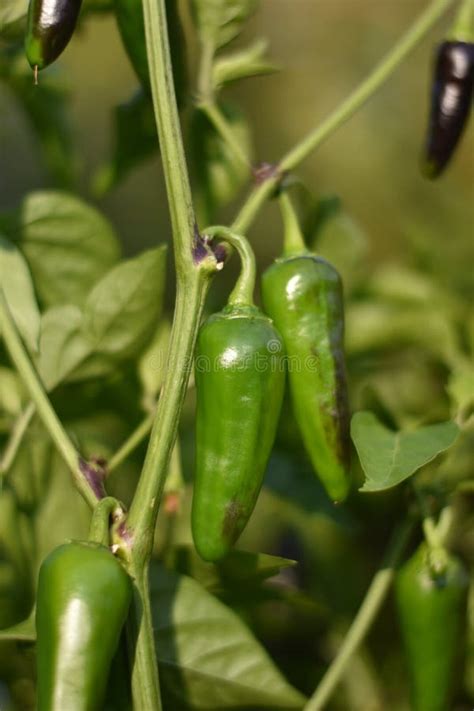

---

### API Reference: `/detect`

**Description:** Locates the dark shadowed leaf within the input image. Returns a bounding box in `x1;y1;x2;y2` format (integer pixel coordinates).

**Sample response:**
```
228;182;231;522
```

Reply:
150;565;306;709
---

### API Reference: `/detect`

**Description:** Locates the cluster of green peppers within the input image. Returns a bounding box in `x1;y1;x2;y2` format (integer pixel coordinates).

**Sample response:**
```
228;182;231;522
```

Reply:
192;202;351;562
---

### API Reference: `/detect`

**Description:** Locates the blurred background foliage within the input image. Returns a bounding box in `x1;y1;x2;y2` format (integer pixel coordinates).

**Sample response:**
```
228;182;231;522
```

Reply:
0;1;473;710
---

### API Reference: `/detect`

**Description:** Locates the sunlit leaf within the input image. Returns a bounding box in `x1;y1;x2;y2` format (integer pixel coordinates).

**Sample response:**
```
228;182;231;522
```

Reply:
0;191;121;308
351;411;459;492
0;234;40;353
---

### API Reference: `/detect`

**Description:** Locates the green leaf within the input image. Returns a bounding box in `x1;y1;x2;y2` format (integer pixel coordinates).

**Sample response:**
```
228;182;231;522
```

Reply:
0;612;35;642
0;367;24;416
212;38;278;90
93;90;159;196
0;0;27;32
351;411;459;492
1;191;121;308
0;234;40;353
151;565;306;709
190;0;258;50
165;545;297;593
36;305;95;390
82;246;167;359
189;102;251;224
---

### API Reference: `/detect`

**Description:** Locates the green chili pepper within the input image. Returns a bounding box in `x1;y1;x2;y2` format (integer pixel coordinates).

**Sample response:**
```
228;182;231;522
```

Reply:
261;194;350;502
395;543;469;711
114;0;188;106
192;229;285;562
36;541;132;711
25;0;83;73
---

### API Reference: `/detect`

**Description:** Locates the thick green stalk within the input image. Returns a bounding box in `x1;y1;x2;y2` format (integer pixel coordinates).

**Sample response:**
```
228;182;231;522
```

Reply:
0;292;99;509
232;0;454;234
304;521;413;711
141;0;195;271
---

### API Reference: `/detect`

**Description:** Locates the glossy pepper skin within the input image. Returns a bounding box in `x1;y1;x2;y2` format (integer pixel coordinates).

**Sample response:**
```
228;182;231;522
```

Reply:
395;544;469;711
114;0;187;106
192;304;285;562
36;541;132;711
423;41;474;178
262;255;350;502
25;0;83;70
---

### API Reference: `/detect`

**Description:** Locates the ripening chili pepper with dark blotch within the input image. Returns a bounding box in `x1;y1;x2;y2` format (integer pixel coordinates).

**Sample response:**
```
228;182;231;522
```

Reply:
423;41;474;178
192;229;285;562
262;193;351;503
25;0;83;74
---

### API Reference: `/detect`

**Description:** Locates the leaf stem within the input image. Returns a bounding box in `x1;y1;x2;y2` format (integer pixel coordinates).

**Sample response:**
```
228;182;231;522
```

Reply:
107;411;155;474
0;292;99;509
0;402;35;477
232;0;454;234
304;520;414;711
199;101;252;170
204;226;256;305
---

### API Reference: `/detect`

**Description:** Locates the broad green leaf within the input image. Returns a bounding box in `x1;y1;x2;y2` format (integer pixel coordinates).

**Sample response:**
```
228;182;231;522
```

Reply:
36;304;115;390
36;305;92;390
191;0;258;50
93;90;158;196
0;235;40;353
0;0;27;32
190;102;251;224
212;38;278;90
351;411;459;492
1;191;121;308
0;612;35;642
151;565;306;709
82;246;167;359
165;545;297;592
0;368;24;416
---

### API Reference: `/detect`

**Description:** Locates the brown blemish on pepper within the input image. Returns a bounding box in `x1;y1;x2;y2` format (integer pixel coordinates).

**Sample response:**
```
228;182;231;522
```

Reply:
222;500;245;543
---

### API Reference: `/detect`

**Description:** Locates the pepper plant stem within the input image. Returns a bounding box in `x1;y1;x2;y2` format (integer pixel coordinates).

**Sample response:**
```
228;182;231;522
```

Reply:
0;292;99;509
200;101;252;170
232;0;454;234
304;521;413;711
